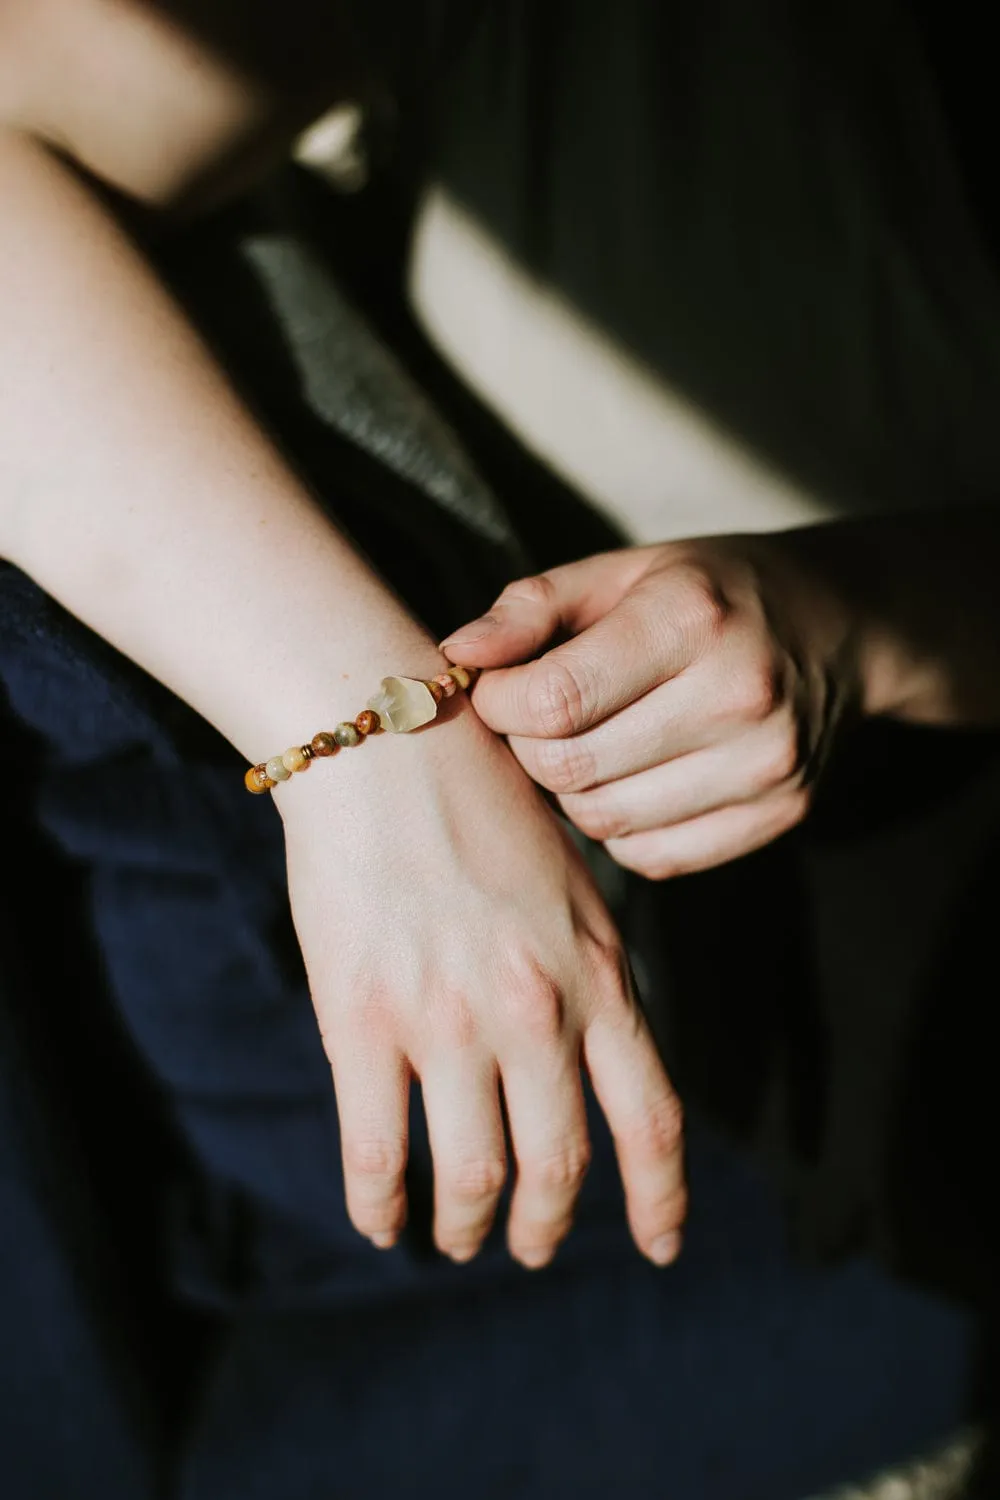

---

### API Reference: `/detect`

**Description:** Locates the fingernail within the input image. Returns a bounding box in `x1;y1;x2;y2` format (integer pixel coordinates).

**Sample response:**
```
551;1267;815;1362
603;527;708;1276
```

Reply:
517;1248;554;1271
649;1232;682;1266
439;615;498;649
446;1243;479;1264
371;1232;397;1250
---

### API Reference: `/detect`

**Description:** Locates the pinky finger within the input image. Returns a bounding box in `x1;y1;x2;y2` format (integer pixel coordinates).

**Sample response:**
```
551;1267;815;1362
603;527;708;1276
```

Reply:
605;791;808;881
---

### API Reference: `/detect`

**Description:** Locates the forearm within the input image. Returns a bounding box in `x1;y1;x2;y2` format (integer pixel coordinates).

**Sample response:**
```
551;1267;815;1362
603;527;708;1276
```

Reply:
0;128;448;762
781;510;1000;728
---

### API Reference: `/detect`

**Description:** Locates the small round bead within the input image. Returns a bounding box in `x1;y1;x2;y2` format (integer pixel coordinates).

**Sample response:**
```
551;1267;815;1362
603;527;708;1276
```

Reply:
448;666;472;691
282;745;311;774
266;755;291;783
333;722;361;748
310;732;338;757
425;679;445;704
434;672;458;699
245;764;275;795
354;709;380;736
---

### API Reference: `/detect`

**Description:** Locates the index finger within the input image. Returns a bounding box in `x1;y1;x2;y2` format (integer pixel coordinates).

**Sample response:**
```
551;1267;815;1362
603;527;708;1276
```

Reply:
471;575;706;741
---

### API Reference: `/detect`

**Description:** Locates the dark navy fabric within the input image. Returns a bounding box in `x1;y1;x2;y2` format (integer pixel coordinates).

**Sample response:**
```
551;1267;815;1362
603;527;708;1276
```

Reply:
0;273;976;1500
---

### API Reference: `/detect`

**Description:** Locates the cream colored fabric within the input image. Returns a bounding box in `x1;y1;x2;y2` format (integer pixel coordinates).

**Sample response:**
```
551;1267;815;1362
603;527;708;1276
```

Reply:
410;185;836;547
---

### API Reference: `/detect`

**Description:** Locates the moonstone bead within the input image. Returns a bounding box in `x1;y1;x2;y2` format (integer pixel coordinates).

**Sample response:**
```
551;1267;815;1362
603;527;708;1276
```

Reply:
266;755;291;782
282;745;311;774
367;676;439;734
333;721;361;747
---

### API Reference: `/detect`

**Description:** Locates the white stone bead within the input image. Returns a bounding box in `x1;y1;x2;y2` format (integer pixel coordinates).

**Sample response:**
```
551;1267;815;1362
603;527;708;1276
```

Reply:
367;676;439;734
266;755;291;782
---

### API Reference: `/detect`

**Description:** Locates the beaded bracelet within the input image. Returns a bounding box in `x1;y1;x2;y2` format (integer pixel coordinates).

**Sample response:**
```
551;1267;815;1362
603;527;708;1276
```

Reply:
244;666;478;794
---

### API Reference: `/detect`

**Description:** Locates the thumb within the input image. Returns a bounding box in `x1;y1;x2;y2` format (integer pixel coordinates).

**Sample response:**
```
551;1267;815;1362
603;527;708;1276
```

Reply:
439;551;646;668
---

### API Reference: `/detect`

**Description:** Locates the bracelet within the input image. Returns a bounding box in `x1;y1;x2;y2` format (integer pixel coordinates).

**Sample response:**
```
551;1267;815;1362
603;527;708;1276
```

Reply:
243;666;478;794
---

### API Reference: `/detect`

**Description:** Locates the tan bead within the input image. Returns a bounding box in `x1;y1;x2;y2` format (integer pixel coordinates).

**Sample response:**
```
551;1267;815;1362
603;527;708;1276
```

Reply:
426;679;445;704
434;673;458;699
266;755;291;783
245;764;275;795
333;721;361;747
354;709;380;736
448;666;472;691
311;732;338;757
282;745;311;774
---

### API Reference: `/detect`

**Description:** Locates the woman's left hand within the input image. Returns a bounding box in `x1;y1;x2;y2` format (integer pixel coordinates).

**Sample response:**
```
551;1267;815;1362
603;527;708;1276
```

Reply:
439;535;863;879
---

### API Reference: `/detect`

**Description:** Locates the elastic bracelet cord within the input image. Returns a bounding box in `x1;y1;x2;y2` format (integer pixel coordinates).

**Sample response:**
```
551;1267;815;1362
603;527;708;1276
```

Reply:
244;666;478;794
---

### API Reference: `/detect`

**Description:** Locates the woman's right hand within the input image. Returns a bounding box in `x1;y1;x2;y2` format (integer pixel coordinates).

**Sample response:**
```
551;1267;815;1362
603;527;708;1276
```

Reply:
278;699;687;1270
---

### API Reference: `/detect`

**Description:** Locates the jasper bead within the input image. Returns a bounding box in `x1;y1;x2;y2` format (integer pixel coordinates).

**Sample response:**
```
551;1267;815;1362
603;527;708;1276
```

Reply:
311;732;338;757
354;709;380;736
434;672;458;699
448;665;472;690
266;755;291;783
245;764;275;794
282;745;311;774
333;721;361;748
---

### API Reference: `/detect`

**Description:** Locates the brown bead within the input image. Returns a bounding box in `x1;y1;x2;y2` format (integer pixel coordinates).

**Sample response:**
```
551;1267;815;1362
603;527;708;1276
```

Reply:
282;745;311;774
354;709;380;736
448;665;472;691
425;679;445;704
310;732;338;757
245;764;275;795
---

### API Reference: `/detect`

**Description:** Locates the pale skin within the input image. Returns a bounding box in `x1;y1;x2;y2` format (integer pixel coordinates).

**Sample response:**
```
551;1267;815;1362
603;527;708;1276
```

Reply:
0;1;686;1270
441;517;1000;873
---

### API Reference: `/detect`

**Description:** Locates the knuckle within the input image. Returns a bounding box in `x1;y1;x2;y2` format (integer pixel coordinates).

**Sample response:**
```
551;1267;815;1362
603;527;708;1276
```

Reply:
500;973;565;1045
677;568;730;646
566;791;630;842
733;665;781;724
425;989;479;1049
583;929;630;983
343;1135;408;1184
533;736;596;794
447;1155;507;1203
526;658;587;738
501;573;557;609
524;1142;592;1194
623;1093;685;1160
756;728;801;790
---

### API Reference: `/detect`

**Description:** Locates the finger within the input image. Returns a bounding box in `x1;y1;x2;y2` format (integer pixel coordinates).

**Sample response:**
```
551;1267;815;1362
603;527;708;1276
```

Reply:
504;646;781;795
469;567;723;741
559;724;800;841
500;1042;592;1270
605;789;810;881
331;1033;411;1249
420;1052;507;1263
583;987;687;1266
439;551;653;665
